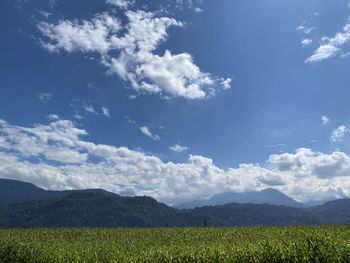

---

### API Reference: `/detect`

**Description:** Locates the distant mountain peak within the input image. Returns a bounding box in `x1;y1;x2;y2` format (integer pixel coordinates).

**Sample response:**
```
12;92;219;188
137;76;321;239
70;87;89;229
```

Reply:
176;188;303;209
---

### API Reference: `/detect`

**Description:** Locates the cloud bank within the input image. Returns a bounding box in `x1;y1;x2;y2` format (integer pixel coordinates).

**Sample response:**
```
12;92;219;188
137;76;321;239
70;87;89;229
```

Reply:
1;119;350;204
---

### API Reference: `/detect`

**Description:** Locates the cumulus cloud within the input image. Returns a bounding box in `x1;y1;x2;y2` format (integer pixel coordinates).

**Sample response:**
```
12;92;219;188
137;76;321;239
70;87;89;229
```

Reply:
330;125;349;142
321;115;330;126
38;13;121;53
140;126;160;141
306;22;350;63
1;119;350;203
38;8;230;99
170;144;188;152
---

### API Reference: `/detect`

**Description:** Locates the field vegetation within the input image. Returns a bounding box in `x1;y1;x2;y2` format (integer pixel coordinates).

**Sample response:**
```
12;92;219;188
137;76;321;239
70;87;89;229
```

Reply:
1;226;350;263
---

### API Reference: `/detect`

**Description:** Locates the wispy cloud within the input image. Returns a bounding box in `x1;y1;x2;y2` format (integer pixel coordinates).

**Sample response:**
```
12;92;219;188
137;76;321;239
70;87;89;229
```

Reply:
301;38;313;46
330;125;349;142
47;114;60;121
83;105;98;115
170;144;188;153
306;22;350;63
296;23;316;35
140;126;160;141
101;106;110;117
124;115;136;124
321;116;330;126
220;78;232;90
37;92;53;103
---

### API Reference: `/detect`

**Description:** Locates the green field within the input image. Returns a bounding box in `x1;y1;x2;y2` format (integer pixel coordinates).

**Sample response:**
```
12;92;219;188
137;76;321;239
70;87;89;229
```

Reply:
1;226;350;263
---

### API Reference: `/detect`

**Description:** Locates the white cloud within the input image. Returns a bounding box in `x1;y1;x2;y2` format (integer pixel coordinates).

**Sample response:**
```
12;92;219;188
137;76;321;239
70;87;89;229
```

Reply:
321;115;330;126
73;114;84;120
194;7;203;13
101;106;110;117
296;23;316;35
176;0;203;12
38;13;121;53
301;38;313;46
37;92;53;103
47;114;60;121
2;119;350;203
39;9;229;99
220;78;232;90
306;45;341;63
83;105;98;115
306;22;350;63
140;126;160;141
170;144;188;153
268;148;350;180
37;10;52;19
341;52;350;59
0;120;88;164
330;125;349;142
106;0;131;9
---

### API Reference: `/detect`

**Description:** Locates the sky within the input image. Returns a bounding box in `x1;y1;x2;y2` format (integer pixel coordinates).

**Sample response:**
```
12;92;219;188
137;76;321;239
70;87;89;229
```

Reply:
1;0;350;204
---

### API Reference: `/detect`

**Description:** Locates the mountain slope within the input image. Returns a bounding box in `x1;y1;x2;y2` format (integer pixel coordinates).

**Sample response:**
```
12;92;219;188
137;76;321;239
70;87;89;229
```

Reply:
0;191;194;228
309;198;350;225
177;188;303;209
1;179;350;228
0;192;313;228
0;178;63;203
0;178;115;204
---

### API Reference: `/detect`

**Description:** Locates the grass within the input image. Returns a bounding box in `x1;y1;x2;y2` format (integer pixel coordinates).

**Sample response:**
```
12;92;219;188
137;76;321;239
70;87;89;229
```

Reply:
1;226;350;262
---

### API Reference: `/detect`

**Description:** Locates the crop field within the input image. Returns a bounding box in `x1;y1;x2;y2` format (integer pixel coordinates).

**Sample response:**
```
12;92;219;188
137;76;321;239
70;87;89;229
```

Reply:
1;226;350;263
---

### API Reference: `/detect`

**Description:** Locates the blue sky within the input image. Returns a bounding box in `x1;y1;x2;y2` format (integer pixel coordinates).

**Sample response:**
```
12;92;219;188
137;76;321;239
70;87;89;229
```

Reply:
2;0;350;204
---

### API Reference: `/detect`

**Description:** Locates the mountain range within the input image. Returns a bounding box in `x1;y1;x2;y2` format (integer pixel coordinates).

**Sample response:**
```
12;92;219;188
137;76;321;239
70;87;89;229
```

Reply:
0;178;349;228
176;188;304;209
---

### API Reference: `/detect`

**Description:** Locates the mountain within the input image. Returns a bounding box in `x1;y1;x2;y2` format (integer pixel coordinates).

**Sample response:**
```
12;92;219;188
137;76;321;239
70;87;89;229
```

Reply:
0;191;186;228
309;198;350;225
176;188;303;209
0;178;116;204
0;193;315;228
0;178;64;203
1;191;349;228
302;198;338;207
1;178;350;228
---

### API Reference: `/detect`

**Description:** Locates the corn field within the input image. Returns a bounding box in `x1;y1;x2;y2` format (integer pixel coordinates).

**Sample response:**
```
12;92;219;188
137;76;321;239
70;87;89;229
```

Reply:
1;226;350;263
